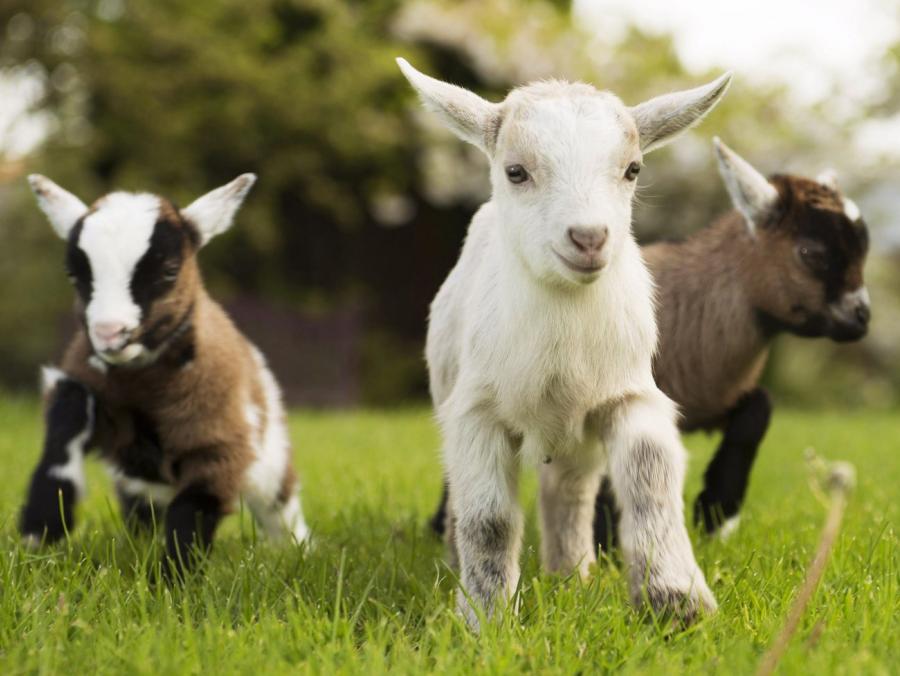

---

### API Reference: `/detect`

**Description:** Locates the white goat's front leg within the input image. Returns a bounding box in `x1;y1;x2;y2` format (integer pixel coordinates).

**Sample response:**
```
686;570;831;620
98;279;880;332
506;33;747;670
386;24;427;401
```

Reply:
539;452;602;578
444;407;522;629
606;389;717;624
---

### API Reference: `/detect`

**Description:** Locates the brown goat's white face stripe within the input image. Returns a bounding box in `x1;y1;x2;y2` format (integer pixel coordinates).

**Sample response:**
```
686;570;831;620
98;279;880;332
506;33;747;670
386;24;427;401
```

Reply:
76;193;161;359
28;172;257;367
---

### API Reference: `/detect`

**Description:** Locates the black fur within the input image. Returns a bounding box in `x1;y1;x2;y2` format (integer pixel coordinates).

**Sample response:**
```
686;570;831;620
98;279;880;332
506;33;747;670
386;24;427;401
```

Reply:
117;412;165;482
117;489;158;532
430;481;450;536
693;387;771;533
65;220;92;302
130;216;188;317
19;378;93;543
593;476;620;553
163;483;223;579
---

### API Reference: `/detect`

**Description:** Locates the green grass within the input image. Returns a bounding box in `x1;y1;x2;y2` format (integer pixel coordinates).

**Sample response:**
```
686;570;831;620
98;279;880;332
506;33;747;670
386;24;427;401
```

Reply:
0;397;896;675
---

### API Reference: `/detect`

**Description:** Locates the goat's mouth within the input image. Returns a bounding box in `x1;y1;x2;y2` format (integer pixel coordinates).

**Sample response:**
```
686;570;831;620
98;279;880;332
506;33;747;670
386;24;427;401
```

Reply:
552;249;606;275
95;342;145;365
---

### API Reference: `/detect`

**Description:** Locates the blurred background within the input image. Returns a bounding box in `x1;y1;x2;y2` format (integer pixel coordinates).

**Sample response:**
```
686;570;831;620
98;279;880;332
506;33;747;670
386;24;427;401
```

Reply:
0;0;898;408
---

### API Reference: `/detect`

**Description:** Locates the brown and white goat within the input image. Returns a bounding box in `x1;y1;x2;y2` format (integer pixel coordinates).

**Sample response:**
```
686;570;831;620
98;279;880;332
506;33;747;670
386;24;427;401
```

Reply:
429;138;870;545
20;174;309;575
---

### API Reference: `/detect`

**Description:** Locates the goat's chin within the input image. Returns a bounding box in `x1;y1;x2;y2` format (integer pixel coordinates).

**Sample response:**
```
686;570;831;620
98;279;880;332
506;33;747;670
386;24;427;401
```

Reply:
550;251;606;286
94;343;147;366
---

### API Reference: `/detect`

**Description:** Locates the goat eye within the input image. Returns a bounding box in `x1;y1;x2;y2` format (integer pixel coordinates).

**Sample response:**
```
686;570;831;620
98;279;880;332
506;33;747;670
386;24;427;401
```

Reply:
624;161;641;181
505;164;529;184
799;245;829;272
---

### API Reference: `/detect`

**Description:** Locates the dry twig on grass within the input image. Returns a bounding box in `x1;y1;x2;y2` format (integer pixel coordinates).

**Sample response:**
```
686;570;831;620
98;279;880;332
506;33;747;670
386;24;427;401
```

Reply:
756;450;856;676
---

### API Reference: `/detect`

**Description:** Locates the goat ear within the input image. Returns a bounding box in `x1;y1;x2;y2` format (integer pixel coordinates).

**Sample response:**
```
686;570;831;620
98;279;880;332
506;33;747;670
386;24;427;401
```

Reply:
396;57;501;154
817;169;839;191
182;173;256;246
28;174;89;240
713;137;779;236
629;72;732;154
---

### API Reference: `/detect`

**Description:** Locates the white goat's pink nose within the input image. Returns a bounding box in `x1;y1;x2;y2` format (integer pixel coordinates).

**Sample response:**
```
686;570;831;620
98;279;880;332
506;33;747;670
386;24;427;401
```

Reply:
93;321;128;344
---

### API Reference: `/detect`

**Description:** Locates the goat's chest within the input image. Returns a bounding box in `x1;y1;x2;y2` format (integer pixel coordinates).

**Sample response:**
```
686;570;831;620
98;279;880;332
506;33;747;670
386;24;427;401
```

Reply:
484;308;652;458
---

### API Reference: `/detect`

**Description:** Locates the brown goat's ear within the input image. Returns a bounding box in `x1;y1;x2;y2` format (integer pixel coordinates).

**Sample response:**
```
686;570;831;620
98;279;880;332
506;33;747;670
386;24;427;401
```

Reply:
28;175;89;240
629;72;732;153
181;174;256;246
713;138;778;236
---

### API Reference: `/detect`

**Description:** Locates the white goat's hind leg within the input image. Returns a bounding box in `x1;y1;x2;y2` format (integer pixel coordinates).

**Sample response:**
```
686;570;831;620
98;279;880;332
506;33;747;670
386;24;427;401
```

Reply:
606;389;717;624
445;410;522;629
539;452;602;578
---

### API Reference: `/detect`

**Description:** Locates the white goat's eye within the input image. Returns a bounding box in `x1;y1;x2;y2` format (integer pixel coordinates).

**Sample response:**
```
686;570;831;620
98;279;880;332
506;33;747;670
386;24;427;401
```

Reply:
505;164;529;184
624;161;641;181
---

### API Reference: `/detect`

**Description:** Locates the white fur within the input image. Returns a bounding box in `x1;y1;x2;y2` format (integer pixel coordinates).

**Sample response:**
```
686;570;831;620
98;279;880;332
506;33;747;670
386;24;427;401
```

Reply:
830;285;870;326
78;192;160;344
40;366;66;395
182;173;257;246
713;137;779;235
843;197;861;222
27;174;88;239
241;347;309;542
110;469;177;506
400;59;722;625
817;169;839;191
47;392;94;499
718;515;741;539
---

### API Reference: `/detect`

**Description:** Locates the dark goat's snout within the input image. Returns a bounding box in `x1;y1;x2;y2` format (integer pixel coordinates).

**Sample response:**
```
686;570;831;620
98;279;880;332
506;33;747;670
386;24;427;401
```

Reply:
829;289;871;342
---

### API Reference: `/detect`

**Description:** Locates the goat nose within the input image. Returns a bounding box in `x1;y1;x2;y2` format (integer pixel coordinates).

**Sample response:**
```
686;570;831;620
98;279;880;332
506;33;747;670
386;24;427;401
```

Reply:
568;226;608;254
93;321;128;343
855;303;871;326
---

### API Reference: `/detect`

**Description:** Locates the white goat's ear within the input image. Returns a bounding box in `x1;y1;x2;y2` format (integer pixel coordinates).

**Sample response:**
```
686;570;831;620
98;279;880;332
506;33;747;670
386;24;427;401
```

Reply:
396;57;501;154
28;174;89;240
182;173;256;246
713;137;779;236
629;72;732;153
817;169;839;191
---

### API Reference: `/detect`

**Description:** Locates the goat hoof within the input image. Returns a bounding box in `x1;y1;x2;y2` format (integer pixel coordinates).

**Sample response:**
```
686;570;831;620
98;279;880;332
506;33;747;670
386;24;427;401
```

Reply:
641;580;718;628
693;491;739;535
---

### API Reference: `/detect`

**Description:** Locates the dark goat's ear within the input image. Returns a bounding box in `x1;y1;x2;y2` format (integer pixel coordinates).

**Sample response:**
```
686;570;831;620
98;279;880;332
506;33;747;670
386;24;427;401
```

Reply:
713;137;779;236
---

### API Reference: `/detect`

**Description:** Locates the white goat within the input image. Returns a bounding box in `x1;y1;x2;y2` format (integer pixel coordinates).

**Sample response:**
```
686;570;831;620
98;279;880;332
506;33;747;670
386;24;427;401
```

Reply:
397;58;731;627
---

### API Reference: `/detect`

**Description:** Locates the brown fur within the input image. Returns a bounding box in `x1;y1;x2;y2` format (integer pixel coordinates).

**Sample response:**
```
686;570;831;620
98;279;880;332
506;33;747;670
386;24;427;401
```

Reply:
53;201;284;511
58;287;264;508
647;175;869;429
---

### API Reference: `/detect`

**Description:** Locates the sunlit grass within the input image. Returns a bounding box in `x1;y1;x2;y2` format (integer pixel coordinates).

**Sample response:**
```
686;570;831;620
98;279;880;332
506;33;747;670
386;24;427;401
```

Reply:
0;397;896;674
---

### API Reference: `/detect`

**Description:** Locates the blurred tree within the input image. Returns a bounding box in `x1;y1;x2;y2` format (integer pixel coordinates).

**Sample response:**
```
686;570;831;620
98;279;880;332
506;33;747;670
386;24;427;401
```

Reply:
0;0;896;406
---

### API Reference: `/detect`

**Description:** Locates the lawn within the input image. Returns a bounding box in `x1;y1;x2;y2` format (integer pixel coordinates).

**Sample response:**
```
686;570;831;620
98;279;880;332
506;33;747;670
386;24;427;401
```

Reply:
0;396;896;675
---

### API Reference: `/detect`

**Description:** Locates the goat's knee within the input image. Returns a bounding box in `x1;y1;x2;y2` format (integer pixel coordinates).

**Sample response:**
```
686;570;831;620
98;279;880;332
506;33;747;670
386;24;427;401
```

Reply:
608;392;716;623
20;371;94;545
444;415;522;629
454;506;522;628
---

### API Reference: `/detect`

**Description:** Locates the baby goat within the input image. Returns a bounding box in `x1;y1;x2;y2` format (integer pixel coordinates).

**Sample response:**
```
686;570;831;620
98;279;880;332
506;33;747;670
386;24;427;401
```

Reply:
20;174;309;574
398;57;730;626
592;138;871;543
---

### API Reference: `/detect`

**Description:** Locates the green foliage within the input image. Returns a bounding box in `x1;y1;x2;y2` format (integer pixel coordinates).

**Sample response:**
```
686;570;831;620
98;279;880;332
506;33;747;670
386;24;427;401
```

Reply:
0;0;894;404
0;400;897;673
